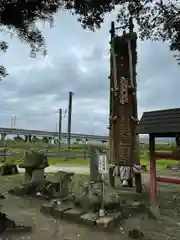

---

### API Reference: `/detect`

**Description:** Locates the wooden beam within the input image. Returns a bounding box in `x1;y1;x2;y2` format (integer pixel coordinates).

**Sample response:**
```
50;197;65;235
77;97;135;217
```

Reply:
156;176;180;184
155;151;180;160
155;152;172;159
136;132;177;138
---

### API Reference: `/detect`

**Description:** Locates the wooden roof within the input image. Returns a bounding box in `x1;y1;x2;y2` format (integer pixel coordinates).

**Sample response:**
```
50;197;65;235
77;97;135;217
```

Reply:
136;108;180;137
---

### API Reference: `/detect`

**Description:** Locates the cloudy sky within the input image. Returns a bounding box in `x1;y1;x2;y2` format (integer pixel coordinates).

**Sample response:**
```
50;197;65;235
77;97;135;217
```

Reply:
0;10;179;136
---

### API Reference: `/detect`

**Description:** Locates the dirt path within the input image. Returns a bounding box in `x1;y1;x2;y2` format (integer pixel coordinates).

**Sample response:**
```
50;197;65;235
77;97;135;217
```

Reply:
18;164;90;174
0;173;180;240
0;175;122;240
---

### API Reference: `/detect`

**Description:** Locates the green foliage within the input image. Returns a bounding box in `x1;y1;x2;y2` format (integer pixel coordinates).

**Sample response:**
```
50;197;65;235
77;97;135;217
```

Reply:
0;140;107;154
1;0;180;80
64;0;180;63
140;142;176;151
141;157;179;170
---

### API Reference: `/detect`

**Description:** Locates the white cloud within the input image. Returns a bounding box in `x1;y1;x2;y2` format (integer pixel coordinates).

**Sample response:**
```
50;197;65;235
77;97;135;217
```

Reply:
0;10;180;136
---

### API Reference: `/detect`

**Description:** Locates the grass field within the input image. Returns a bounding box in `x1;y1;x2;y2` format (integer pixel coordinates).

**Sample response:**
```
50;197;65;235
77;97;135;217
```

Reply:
140;150;179;169
0;140;179;169
0;156;90;165
1;153;178;170
0;140;94;154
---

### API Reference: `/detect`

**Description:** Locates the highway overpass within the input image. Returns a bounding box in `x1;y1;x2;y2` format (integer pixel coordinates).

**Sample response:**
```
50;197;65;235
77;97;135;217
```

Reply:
0;127;109;141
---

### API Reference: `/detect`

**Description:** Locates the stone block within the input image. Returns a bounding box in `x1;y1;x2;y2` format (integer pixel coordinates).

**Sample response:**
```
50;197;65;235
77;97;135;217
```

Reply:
40;203;53;215
149;204;159;219
62;208;85;222
51;206;71;219
80;212;97;226
96;212;121;229
5;225;32;233
24;169;32;184
131;200;142;208
50;171;74;198
32;169;45;184
5;219;33;234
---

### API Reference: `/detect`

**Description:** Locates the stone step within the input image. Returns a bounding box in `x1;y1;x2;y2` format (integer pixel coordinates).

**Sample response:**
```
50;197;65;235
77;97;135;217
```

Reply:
40;203;122;229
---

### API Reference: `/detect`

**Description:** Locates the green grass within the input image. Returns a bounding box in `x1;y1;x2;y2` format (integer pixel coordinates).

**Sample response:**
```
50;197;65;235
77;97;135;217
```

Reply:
0;140;107;154
48;158;89;165
2;155;178;170
140;150;177;169
0;140;179;170
140;157;179;169
0;156;89;166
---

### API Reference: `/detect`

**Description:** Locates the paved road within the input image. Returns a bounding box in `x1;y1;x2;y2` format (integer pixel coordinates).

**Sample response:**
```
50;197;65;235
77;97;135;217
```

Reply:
18;164;90;174
48;153;89;159
0;153;89;159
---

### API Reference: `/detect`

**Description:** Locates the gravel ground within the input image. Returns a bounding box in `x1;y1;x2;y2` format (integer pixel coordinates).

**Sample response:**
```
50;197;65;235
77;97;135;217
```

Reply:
0;171;180;240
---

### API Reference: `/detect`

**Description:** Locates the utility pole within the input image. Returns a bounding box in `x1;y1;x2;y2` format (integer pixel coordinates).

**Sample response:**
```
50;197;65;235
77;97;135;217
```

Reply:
55;121;57;132
11;116;16;128
58;108;62;149
14;116;16;128
11;117;13;128
67;91;73;152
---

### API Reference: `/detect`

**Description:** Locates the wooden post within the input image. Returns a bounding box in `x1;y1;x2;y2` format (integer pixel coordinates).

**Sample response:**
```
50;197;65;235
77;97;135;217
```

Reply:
109;21;115;164
67;91;73;153
149;134;158;208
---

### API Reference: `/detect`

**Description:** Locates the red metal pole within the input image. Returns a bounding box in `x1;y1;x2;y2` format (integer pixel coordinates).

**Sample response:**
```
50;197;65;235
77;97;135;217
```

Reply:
157;176;180;184
149;135;157;204
155;152;172;159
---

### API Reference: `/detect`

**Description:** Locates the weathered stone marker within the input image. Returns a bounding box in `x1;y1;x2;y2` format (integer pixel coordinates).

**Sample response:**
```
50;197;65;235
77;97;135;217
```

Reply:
49;170;74;198
9;151;49;197
0;148;19;176
19;151;49;185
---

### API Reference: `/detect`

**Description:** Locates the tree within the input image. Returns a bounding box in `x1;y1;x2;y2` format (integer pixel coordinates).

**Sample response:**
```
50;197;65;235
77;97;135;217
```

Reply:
0;0;180;80
64;0;180;63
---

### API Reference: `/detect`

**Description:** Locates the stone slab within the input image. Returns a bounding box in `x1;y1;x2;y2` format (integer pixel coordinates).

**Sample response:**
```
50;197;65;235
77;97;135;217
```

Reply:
96;212;121;229
80;212;97;227
5;225;32;233
62;208;85;222
40;203;53;215
149;204;159;219
51;206;71;219
5;219;33;234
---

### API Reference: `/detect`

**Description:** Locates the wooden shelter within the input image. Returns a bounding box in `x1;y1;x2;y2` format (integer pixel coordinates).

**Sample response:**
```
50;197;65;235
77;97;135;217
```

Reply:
137;108;180;205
